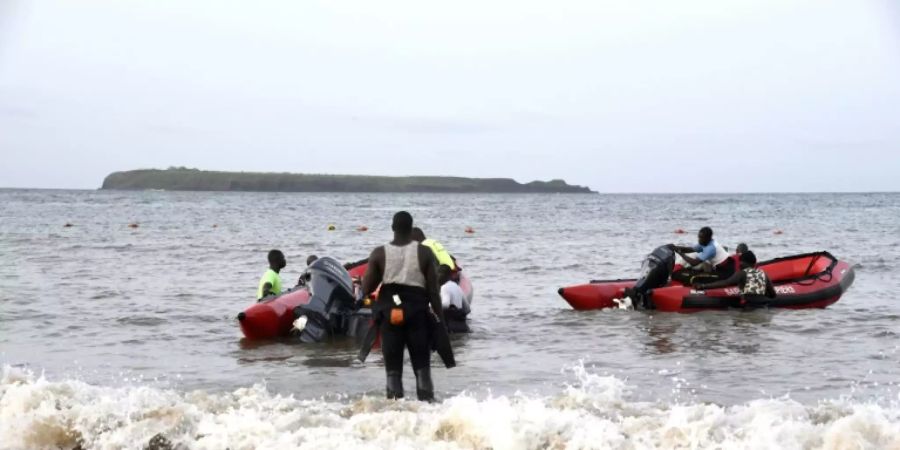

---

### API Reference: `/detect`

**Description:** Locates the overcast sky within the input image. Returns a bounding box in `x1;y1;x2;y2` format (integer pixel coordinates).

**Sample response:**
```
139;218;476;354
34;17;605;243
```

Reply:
1;0;899;192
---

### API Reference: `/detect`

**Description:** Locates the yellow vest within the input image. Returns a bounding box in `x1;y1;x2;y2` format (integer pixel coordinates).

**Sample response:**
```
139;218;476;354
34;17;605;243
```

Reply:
422;239;455;270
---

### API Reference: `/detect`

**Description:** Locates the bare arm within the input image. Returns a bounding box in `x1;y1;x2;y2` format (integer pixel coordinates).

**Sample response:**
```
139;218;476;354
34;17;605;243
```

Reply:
672;245;702;266
361;247;385;297
259;282;273;300
419;245;443;321
765;277;777;299
695;271;745;290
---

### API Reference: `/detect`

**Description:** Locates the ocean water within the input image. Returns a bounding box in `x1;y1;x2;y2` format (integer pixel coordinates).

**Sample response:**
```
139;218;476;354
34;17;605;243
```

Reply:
1;189;899;449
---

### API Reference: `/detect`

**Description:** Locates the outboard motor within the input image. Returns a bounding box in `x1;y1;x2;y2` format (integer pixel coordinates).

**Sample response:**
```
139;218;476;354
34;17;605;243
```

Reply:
292;257;356;343
628;245;676;309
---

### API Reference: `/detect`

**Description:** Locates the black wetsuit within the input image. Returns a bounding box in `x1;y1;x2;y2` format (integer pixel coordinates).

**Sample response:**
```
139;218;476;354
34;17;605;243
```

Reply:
378;284;432;374
369;240;446;401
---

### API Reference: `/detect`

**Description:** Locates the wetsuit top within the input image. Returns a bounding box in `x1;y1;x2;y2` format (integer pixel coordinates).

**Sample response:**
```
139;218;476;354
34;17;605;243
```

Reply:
382;242;426;288
257;268;282;300
422;238;456;271
692;239;730;267
741;268;769;296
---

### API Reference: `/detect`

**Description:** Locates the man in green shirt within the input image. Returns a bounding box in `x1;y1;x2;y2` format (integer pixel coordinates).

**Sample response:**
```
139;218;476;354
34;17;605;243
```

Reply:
257;249;286;300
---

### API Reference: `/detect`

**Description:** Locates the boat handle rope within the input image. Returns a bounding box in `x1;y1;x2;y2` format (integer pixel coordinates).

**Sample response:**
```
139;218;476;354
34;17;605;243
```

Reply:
795;260;836;286
802;255;820;278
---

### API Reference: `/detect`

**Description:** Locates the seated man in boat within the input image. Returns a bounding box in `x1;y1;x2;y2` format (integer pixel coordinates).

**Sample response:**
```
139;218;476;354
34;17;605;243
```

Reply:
693;250;776;307
729;242;750;271
296;255;319;287
713;243;749;277
411;227;459;278
670;227;735;285
257;249;286;300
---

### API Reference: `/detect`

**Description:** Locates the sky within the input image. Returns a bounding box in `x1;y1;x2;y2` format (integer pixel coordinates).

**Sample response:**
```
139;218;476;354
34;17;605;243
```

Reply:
1;0;899;192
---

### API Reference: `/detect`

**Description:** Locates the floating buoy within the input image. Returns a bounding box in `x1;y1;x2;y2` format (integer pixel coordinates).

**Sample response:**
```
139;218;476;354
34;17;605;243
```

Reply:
357;226;368;232
128;223;139;229
464;226;475;234
674;228;686;234
774;230;784;235
327;224;336;231
63;223;74;228
212;224;218;228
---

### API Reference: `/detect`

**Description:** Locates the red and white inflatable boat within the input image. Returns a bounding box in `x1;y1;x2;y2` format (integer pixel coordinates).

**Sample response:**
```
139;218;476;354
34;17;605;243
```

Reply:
558;252;855;312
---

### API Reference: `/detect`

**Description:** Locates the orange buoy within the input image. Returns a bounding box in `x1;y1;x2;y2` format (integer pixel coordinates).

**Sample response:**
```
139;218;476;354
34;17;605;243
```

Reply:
464;226;475;234
357;226;368;232
128;223;139;229
674;228;686;234
63;223;74;228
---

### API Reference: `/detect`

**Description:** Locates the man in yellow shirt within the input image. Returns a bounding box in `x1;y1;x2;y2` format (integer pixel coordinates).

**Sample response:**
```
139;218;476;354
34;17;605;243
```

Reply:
411;227;456;272
257;249;286;300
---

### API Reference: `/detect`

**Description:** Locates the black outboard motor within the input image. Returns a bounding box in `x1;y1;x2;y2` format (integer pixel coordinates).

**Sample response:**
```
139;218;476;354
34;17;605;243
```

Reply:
627;245;676;309
292;257;357;343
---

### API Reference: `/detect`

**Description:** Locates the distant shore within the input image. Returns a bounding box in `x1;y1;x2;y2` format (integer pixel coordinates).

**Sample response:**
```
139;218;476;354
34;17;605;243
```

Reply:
100;168;596;193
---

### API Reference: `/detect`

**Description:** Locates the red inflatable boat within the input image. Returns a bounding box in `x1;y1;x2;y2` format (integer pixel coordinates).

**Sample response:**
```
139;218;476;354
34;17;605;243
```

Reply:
238;288;311;340
238;261;474;340
559;252;855;312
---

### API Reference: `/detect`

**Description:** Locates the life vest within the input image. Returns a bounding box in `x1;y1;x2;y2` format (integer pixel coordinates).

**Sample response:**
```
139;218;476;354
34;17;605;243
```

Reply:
382;242;426;288
729;254;741;273
741;268;768;295
422;238;456;270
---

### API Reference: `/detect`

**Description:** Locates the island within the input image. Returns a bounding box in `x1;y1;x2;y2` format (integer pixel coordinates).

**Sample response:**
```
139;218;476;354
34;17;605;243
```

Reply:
101;168;596;193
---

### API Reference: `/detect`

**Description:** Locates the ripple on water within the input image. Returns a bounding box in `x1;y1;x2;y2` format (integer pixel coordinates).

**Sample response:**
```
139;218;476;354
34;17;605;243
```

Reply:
90;290;120;300
115;316;169;327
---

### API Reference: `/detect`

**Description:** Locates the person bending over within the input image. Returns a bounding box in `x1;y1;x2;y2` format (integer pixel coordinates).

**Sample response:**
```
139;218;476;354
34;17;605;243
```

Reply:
411;227;458;275
439;266;468;312
694;251;776;307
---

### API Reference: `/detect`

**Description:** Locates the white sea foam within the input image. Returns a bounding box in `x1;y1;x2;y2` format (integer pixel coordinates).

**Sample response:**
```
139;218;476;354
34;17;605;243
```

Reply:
2;364;899;450
612;297;633;310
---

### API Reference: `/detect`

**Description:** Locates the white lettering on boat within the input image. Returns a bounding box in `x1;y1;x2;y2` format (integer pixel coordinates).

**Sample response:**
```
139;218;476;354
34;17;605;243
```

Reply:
719;286;796;296
776;286;796;294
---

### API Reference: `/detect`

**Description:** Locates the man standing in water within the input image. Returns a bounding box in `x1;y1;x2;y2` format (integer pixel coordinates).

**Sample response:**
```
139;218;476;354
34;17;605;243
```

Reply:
362;211;444;401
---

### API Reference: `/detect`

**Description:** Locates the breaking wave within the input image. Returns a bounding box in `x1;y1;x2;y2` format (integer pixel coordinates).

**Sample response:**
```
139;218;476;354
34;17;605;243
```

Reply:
2;364;899;450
